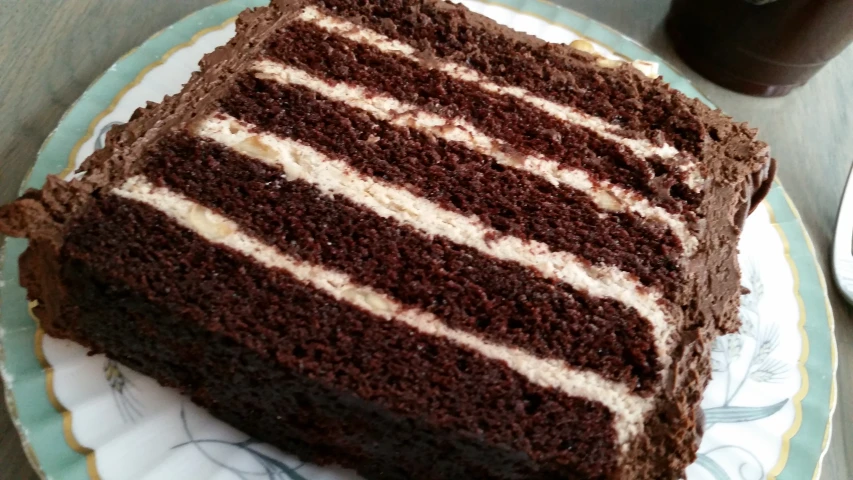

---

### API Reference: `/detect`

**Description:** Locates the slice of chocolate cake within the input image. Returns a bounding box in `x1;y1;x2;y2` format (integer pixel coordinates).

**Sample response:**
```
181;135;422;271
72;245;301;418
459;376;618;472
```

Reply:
0;1;775;478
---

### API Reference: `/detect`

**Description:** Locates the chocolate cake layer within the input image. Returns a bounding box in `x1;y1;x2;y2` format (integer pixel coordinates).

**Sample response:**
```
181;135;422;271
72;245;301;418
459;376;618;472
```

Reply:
62;195;619;478
317;0;707;155
219;78;685;290
261;23;700;211
140;133;662;391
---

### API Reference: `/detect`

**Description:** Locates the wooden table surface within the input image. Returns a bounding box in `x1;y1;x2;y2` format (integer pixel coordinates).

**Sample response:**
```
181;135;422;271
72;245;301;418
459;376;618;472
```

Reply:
0;0;850;478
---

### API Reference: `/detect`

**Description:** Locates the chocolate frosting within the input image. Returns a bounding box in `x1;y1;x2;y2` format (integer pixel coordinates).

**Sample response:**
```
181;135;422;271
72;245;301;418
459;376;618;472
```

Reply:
736;157;777;229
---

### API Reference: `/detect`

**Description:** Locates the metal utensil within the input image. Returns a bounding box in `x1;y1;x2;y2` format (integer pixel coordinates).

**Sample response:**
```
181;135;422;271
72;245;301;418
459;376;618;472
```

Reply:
832;164;853;303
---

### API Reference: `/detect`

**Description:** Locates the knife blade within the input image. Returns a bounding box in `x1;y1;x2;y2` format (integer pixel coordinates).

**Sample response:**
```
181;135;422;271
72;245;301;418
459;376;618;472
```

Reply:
832;163;853;303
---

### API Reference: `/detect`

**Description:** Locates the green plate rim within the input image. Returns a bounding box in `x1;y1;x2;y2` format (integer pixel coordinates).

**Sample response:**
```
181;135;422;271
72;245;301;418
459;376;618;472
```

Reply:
0;1;836;479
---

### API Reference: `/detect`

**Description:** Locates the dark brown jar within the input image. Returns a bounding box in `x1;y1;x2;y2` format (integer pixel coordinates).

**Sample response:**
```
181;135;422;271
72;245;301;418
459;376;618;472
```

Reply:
666;0;853;97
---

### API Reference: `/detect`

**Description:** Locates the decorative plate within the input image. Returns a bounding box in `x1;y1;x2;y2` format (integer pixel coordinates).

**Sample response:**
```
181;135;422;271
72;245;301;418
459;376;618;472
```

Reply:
0;1;837;479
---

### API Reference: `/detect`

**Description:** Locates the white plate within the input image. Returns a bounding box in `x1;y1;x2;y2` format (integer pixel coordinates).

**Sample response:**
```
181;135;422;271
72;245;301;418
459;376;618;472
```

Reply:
0;1;836;479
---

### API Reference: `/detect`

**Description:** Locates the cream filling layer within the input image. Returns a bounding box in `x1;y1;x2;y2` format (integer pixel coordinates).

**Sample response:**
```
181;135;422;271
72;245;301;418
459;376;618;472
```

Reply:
251;60;698;256
113;175;652;446
298;6;703;190
196;114;674;371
